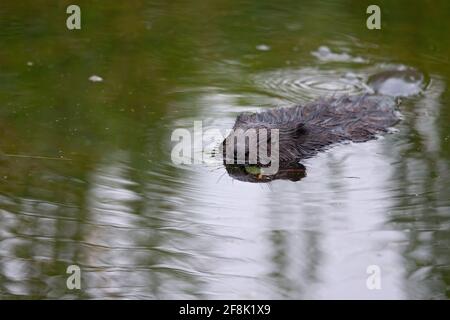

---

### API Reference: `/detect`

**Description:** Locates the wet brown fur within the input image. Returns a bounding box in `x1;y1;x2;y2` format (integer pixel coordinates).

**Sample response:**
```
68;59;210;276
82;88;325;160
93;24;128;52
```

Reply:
223;94;400;164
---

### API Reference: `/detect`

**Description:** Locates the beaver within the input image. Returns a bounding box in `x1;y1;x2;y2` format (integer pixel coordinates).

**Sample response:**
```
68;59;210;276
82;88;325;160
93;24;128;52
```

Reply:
222;94;399;169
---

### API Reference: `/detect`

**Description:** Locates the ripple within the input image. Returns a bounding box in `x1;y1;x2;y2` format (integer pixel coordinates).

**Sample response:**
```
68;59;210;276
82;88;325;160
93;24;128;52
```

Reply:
252;68;368;102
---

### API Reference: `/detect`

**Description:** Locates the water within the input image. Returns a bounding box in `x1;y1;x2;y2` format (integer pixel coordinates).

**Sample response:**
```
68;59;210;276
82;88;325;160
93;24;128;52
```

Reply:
0;0;449;299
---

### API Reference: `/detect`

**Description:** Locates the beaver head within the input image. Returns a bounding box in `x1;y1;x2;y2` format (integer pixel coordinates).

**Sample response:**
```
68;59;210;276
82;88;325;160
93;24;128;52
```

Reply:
221;108;308;166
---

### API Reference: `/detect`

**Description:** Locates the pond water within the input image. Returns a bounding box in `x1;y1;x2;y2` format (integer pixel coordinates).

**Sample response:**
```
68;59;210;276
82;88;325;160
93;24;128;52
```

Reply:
0;0;449;299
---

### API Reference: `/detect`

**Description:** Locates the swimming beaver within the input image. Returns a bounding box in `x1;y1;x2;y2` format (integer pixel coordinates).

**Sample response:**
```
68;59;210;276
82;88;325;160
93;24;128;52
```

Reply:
222;94;399;167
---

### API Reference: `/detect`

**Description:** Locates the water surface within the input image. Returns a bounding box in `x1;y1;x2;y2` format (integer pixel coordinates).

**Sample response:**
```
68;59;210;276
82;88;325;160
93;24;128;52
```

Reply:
0;0;449;299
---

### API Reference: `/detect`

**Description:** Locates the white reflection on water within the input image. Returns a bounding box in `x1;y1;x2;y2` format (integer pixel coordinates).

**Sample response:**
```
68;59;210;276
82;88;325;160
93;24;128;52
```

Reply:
182;139;406;299
82;153;143;298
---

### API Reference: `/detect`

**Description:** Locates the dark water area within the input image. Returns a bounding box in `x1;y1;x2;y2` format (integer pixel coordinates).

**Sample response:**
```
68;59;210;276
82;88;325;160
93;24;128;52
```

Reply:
0;0;449;299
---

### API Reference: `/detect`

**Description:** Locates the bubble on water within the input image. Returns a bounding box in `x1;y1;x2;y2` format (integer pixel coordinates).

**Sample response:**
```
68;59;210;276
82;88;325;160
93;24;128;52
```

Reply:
367;68;425;97
311;46;367;63
285;23;302;31
256;44;271;51
89;75;103;82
